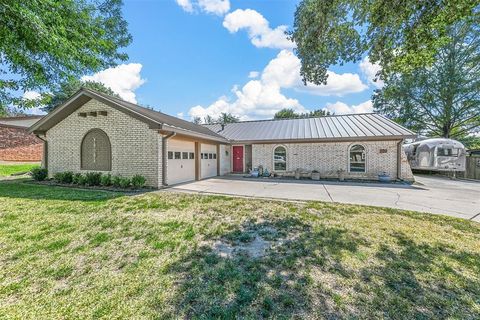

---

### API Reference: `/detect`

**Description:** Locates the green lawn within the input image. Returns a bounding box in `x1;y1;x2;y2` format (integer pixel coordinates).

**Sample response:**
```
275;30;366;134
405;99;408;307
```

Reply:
0;180;479;319
0;163;39;177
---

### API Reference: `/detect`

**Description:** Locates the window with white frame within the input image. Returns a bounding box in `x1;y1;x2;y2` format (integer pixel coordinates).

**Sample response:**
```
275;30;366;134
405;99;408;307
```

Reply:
273;146;287;171
349;144;366;172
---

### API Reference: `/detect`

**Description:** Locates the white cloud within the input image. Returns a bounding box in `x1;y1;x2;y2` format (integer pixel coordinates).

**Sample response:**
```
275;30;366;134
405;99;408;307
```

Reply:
325;100;373;115
248;71;259;78
22;91;41;100
82;63;145;103
176;0;230;15
188;50;369;120
262;50;367;96
177;112;184;119
359;56;384;88
175;0;194;12
198;0;230;15
189;80;305;121
223;9;295;49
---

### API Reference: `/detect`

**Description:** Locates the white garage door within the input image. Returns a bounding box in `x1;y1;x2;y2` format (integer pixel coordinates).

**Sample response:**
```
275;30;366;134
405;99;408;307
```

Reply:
201;143;217;179
167;139;195;185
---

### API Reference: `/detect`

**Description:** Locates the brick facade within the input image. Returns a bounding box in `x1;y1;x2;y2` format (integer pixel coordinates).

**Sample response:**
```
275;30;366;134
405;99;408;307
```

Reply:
0;125;43;161
252;141;414;181
45;99;162;187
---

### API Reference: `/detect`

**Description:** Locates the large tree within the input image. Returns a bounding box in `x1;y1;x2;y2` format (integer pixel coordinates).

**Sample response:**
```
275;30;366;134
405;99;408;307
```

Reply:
373;20;480;140
41;79;120;112
0;0;131;113
289;0;478;85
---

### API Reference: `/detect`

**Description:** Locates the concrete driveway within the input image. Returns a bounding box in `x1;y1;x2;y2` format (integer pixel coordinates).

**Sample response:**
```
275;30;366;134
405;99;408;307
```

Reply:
168;175;480;222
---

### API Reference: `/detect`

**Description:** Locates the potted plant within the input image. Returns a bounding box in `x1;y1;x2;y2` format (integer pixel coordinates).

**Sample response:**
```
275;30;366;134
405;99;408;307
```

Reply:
311;170;320;181
378;172;391;182
337;169;345;181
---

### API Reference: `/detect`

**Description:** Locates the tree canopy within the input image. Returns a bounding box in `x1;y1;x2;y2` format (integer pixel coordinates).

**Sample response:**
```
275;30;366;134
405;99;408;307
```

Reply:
289;0;479;85
40;79;120;112
0;0;131;113
274;108;331;119
373;19;480;143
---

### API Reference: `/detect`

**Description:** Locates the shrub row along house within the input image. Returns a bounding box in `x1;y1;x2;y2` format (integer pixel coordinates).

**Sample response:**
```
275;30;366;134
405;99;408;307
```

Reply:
0;115;43;162
29;88;415;188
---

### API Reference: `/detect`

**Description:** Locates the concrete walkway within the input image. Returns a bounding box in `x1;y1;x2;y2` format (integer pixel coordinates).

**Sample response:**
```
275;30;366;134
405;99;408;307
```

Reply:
167;175;480;222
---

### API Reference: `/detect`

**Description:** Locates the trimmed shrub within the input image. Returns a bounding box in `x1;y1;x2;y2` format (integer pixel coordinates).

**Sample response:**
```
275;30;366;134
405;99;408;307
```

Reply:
53;171;74;184
118;177;131;189
72;173;85;185
131;175;146;189
100;174;112;186
53;172;63;183
85;172;102;186
31;167;48;181
112;175;122;188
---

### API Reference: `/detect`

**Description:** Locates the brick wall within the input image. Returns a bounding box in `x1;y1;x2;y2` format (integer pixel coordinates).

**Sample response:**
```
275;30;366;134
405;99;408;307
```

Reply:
252;140;414;181
0;125;43;161
46;99;162;187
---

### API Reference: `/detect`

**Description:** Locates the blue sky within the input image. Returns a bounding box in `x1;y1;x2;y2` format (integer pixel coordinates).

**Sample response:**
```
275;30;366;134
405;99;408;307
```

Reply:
28;0;383;119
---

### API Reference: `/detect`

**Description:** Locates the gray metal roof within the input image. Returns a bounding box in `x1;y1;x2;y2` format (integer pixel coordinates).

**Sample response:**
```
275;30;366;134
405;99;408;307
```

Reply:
205;114;415;142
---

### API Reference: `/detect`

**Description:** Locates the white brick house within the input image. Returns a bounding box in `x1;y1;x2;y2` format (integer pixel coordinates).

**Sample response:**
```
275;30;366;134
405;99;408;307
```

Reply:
30;88;415;188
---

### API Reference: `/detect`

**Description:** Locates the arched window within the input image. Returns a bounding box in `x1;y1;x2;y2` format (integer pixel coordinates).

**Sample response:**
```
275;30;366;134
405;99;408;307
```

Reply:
273;146;287;171
349;144;366;172
81;129;111;171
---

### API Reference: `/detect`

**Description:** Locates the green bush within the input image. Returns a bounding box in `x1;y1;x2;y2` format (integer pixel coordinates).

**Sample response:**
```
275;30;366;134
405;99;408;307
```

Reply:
112;175;122;188
100;174;112;186
131;175;146;189
72;173;85;185
31;167;48;181
85;172;102;186
53;171;74;184
111;175;132;189
118;177;131;189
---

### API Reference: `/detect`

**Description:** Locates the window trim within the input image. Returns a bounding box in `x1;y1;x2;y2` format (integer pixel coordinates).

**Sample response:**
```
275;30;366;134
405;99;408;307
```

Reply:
80;128;112;171
348;143;366;173
273;145;287;172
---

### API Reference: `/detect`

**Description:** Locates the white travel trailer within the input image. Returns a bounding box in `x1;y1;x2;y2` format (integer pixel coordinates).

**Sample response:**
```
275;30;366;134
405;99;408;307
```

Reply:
403;138;466;172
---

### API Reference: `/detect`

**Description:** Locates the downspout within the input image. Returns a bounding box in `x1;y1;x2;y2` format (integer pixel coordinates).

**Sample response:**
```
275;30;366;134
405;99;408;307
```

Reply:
35;134;48;170
161;132;176;187
396;140;403;180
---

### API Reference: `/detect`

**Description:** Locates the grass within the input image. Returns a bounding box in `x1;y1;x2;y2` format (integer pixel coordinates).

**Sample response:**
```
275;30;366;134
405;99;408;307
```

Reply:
0;180;479;319
0;163;39;177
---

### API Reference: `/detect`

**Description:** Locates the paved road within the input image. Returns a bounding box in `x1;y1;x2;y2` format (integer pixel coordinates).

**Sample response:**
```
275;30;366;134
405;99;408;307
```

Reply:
168;175;480;221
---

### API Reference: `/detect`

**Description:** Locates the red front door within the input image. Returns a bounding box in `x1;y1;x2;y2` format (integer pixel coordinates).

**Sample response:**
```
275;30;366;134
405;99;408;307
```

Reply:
232;146;244;173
